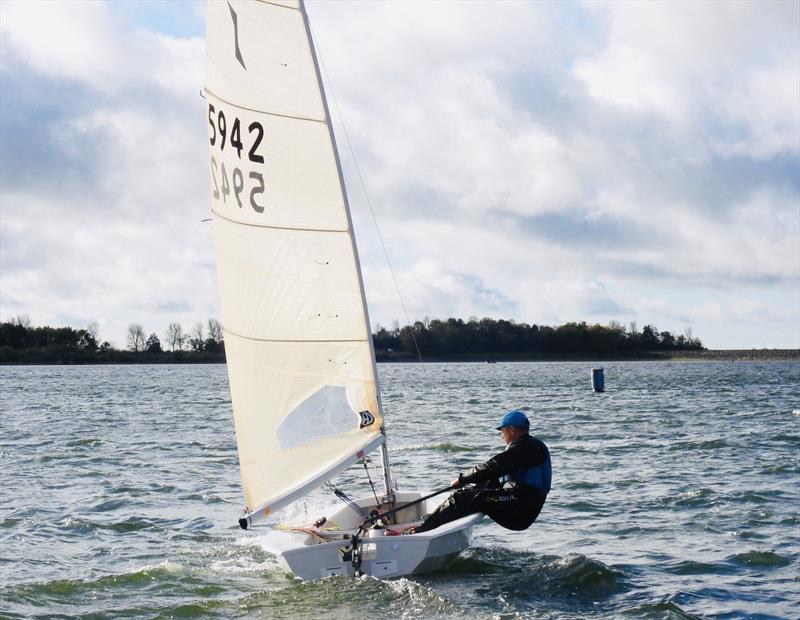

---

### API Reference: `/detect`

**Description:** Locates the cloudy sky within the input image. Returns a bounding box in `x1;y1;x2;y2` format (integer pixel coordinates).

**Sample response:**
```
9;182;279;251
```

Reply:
1;0;798;350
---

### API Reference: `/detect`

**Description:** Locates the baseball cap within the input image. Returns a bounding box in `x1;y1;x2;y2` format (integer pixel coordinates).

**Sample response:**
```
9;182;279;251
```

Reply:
496;410;530;430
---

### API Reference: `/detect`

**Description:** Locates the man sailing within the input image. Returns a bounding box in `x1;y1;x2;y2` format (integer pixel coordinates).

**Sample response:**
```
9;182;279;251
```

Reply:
411;410;551;533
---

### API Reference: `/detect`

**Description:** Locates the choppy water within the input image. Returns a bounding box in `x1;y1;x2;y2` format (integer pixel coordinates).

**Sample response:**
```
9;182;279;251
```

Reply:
1;362;798;619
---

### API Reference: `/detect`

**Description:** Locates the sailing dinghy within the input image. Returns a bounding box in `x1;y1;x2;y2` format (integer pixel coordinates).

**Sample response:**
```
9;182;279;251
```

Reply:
205;0;482;580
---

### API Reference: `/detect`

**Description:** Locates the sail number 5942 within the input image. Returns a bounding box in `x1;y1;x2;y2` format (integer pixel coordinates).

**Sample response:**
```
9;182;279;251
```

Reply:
210;156;264;213
208;103;264;162
208;103;266;212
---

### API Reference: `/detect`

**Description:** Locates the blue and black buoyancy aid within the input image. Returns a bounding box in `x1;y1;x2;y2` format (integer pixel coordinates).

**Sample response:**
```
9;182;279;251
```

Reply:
504;437;551;493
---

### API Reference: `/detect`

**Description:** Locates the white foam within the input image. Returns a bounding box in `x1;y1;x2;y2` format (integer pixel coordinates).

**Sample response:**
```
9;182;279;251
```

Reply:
210;555;280;574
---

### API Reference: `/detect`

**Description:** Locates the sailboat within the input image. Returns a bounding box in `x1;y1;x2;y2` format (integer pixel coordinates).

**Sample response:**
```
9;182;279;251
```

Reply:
205;0;482;580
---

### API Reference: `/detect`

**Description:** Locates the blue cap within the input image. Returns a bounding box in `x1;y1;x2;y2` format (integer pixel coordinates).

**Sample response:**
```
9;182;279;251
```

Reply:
496;410;530;430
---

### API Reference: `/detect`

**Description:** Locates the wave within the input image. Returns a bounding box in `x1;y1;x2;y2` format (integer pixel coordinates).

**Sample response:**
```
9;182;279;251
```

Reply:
770;433;799;444
401;443;476;453
439;547;523;576
612;477;648;489
0;559;265;619
562;500;607;513
177;492;225;504
446;547;629;601
60;516;158;533
3;537;311;617
59;515;211;534
209;555;280;575
562;480;601;490
663;559;734;576
660;487;717;508
728;550;790;567
761;462;796;474
668;438;728;451
3;561;188;601
436;554;508;576
431;443;476;453
533;553;629;599
727;490;779;504
241;542;628;612
65;438;102;447
227;573;460;619
90;498;128;512
623;598;704;619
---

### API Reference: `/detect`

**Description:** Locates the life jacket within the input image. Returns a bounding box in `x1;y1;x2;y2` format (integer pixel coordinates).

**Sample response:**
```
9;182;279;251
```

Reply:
503;437;551;493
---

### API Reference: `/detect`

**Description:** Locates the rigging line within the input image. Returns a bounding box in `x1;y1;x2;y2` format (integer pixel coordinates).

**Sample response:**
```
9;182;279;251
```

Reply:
326;482;369;519
361;458;380;507
310;25;424;363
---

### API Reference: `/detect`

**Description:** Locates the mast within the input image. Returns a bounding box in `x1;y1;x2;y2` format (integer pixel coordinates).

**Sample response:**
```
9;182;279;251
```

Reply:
299;1;394;500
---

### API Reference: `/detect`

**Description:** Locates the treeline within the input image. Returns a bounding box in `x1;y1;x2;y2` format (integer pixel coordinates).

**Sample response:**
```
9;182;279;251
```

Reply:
1;315;705;364
373;318;704;360
123;320;224;354
0;316;226;364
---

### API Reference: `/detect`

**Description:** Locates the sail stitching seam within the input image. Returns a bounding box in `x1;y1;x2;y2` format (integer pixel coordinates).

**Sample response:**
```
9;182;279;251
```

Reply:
256;0;300;11
205;88;327;125
211;209;348;233
222;326;367;344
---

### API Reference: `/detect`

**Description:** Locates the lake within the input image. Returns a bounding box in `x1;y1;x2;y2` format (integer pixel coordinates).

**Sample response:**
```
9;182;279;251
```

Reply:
1;361;798;618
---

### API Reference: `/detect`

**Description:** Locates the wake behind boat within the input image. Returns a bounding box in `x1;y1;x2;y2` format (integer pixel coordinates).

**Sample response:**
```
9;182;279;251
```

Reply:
205;0;481;580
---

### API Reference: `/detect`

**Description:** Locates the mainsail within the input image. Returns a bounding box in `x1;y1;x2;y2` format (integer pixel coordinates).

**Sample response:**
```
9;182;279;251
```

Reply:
205;0;384;526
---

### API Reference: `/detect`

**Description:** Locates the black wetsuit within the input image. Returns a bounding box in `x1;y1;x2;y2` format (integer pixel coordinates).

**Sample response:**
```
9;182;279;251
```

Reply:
415;434;550;532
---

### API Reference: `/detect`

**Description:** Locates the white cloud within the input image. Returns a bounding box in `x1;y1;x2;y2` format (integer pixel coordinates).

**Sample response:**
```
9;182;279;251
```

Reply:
0;1;125;91
574;42;681;117
712;65;800;159
0;1;204;98
1;0;797;350
572;1;800;160
596;188;799;287
1;0;211;347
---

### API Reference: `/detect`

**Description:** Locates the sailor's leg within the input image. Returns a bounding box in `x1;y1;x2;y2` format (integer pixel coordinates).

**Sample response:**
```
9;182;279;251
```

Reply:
413;487;482;533
481;493;547;531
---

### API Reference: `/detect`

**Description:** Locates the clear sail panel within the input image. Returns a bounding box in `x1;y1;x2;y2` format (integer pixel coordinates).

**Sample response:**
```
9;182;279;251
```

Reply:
214;218;367;341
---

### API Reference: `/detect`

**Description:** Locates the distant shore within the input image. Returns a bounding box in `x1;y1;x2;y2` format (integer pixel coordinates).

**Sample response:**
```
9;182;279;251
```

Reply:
0;349;797;365
653;349;800;362
374;349;800;363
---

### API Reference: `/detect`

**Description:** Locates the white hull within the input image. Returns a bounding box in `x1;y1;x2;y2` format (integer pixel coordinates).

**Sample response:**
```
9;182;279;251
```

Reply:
259;492;483;580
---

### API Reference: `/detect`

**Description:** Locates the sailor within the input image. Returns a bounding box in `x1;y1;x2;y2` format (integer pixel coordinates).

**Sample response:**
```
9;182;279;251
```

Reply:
411;410;551;533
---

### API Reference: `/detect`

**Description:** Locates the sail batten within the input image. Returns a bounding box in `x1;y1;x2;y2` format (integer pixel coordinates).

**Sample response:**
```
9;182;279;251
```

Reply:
206;0;383;525
210;209;348;233
222;334;371;345
204;88;328;125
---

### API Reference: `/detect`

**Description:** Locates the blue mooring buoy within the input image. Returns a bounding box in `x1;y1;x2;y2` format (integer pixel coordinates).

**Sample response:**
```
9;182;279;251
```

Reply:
592;367;605;392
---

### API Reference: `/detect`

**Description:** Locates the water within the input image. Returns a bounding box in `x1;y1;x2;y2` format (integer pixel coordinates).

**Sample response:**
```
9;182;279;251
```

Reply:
1;362;798;619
